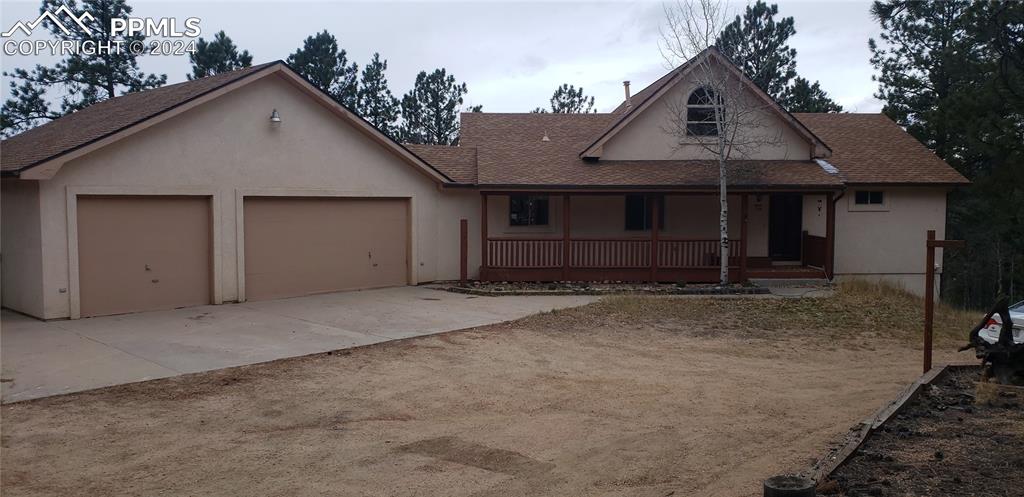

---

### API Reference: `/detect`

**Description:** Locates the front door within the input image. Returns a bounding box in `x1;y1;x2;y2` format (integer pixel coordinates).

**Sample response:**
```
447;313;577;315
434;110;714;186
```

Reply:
769;194;803;261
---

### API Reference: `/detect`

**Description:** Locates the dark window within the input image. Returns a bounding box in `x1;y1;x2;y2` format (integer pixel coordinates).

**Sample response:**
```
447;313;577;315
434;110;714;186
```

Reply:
624;195;665;231
686;87;719;137
509;194;549;226
854;191;884;205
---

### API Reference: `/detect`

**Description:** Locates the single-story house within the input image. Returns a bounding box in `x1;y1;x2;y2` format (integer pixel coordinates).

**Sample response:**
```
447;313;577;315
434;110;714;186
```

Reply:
0;48;967;320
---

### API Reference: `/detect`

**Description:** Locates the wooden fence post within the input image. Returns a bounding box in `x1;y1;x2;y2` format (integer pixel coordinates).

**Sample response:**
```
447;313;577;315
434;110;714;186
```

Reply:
923;229;964;373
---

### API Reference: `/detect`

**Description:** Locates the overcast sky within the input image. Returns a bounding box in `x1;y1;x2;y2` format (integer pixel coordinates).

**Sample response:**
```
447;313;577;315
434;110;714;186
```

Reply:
0;0;885;113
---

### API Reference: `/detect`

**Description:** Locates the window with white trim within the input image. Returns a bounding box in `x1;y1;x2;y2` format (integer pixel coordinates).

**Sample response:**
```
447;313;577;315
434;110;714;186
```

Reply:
686;87;720;137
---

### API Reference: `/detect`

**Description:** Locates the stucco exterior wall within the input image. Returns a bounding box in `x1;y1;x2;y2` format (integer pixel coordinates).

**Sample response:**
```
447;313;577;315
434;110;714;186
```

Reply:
24;73;476;319
1;179;44;317
601;68;813;161
802;194;827;237
834;187;948;297
434;189;481;280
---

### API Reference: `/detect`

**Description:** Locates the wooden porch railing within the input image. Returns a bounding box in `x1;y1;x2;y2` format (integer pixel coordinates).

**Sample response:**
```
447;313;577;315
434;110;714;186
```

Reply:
486;238;563;268
658;238;741;268
486;238;741;269
570;239;651;268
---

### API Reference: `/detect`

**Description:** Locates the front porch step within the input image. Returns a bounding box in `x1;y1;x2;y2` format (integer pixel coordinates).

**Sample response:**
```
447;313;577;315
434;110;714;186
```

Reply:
749;278;831;288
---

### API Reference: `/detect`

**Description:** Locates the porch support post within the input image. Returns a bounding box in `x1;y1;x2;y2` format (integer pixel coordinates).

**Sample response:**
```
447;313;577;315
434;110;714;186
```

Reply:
740;193;749;282
562;194;570;281
826;191;836;280
649;194;659;282
481;192;489;280
460;219;468;285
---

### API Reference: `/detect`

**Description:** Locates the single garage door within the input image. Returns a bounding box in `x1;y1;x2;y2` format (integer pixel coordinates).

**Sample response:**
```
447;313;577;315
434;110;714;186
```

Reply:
77;195;212;317
243;197;409;301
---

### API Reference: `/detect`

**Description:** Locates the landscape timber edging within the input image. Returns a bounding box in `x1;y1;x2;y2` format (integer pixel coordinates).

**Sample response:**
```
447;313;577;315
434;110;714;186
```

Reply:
441;285;771;297
808;363;979;486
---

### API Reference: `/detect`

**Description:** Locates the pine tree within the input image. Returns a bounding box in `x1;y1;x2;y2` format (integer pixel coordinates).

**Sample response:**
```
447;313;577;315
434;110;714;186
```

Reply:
532;84;595;113
869;0;973;161
398;69;470;145
715;1;796;100
287;30;358;108
0;80;61;135
870;0;1024;307
188;31;253;80
356;53;400;137
1;0;166;136
783;77;843;113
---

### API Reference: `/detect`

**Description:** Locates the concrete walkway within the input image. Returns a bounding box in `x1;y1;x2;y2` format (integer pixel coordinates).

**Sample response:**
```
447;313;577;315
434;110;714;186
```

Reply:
1;287;597;403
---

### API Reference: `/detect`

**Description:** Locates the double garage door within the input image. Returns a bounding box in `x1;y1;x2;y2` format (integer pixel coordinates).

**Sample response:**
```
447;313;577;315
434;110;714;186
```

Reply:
76;195;408;317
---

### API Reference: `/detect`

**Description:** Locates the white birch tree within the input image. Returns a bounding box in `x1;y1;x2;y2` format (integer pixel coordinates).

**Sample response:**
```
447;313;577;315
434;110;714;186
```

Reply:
660;0;784;285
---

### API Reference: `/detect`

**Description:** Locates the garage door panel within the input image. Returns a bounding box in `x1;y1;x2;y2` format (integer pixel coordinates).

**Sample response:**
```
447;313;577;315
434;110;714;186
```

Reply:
77;196;212;317
244;197;408;301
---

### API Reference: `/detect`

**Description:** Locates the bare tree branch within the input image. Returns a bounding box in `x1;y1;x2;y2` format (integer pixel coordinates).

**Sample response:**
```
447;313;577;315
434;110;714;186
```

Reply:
659;0;786;285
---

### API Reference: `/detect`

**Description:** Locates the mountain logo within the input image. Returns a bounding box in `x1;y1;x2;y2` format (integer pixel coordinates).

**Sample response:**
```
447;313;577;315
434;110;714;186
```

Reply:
2;4;95;37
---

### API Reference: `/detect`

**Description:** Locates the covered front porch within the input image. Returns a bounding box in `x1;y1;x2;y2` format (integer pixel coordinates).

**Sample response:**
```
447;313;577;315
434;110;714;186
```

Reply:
478;191;835;283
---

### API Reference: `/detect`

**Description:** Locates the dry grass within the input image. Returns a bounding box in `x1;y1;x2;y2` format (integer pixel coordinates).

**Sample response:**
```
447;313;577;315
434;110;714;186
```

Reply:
515;280;979;348
1;280;980;497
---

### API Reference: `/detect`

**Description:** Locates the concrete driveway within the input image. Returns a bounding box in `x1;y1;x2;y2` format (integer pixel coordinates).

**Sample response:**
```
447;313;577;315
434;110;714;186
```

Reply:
1;286;596;403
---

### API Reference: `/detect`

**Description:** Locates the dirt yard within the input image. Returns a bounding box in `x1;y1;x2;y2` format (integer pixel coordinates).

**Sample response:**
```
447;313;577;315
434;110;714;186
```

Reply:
1;283;974;497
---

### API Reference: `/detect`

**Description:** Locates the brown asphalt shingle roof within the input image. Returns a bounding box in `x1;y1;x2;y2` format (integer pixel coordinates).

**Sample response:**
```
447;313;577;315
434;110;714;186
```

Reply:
793;113;968;185
455;112;842;188
404;144;477;183
409;111;968;189
0;55;966;190
1;62;278;173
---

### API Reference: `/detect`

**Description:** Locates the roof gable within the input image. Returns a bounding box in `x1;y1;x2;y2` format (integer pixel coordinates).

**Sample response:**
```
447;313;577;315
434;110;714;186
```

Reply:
1;62;452;183
580;47;831;160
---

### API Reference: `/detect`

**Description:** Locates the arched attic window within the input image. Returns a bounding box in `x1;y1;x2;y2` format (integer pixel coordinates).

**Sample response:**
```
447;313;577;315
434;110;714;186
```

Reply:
686;86;720;137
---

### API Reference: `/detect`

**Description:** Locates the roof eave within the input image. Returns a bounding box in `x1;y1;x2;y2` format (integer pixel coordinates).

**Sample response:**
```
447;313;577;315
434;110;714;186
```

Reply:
842;180;971;188
474;183;844;192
